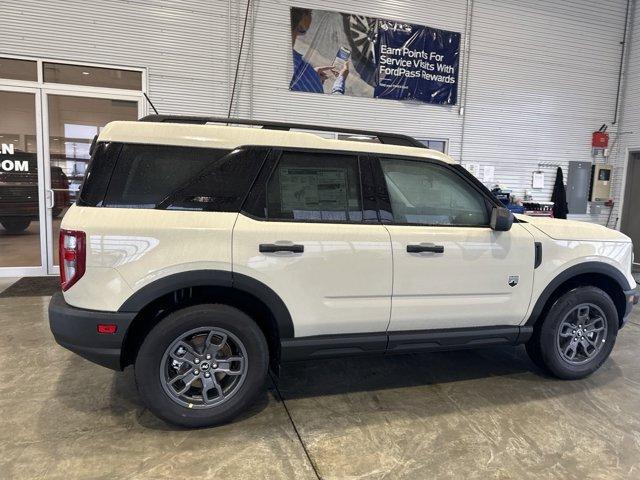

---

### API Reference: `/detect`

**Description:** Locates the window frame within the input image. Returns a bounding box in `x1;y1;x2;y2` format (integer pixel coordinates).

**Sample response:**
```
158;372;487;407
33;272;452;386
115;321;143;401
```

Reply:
241;147;372;225
0;54;146;99
371;155;500;228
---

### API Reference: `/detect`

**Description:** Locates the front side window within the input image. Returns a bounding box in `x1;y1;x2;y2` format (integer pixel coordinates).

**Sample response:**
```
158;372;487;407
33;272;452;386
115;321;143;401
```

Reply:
380;158;489;226
265;151;362;222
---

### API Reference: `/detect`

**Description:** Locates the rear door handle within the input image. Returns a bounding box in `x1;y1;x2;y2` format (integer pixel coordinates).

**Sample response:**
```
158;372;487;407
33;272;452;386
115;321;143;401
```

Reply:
259;243;304;253
407;243;444;254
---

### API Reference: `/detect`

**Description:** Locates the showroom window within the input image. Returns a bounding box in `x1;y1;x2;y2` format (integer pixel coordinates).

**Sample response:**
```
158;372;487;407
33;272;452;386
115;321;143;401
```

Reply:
0;55;145;276
420;139;447;153
380;158;489;226
335;134;447;153
0;57;38;81
103;144;229;209
43;63;142;90
265;151;363;222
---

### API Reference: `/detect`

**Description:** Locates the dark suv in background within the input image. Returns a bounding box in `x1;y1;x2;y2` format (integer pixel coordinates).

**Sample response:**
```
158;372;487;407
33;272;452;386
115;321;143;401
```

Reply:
0;151;69;233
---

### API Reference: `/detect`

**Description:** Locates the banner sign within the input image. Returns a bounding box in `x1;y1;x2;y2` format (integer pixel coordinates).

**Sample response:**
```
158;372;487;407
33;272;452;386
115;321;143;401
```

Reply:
289;8;461;105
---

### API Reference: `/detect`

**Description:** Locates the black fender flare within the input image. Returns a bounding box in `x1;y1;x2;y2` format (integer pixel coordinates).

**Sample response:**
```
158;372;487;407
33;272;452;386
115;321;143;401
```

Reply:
118;270;294;338
525;261;631;326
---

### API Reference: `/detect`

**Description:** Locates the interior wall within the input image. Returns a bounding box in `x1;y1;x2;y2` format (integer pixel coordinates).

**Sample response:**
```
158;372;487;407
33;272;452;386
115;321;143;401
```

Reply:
616;0;640;230
2;0;229;115
240;0;630;225
463;0;628;227
1;0;635;227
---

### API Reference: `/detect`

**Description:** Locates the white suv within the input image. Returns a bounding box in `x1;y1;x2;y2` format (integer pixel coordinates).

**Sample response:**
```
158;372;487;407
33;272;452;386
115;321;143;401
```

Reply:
49;115;639;427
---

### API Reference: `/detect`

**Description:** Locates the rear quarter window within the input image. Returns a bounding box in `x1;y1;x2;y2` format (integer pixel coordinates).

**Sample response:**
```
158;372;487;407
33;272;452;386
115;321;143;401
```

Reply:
78;142;265;211
78;142;122;207
104;144;230;208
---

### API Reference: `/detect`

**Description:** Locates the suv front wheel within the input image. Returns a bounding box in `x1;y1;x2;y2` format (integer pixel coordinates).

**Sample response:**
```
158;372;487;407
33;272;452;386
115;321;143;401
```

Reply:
526;286;618;379
134;304;269;428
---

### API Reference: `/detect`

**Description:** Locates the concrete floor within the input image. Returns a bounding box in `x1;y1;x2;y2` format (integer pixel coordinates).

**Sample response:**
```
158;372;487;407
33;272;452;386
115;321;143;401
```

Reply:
1;293;640;479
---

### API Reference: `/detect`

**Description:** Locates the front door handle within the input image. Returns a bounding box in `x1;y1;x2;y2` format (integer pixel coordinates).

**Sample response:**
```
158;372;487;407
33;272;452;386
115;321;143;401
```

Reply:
407;243;444;254
259;243;304;253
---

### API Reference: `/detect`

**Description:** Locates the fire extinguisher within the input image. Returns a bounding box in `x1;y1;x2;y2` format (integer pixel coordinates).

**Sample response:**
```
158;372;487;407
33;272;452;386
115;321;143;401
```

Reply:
592;124;609;149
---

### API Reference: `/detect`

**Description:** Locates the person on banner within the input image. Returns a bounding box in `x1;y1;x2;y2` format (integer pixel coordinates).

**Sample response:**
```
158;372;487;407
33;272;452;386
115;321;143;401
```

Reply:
290;8;349;94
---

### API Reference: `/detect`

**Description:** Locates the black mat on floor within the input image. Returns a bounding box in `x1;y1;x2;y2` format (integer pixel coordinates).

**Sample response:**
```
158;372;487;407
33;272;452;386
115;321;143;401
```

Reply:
0;276;61;298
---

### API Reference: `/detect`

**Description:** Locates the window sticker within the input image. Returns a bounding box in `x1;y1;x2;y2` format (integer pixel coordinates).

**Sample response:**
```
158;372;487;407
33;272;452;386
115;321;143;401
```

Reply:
279;166;349;213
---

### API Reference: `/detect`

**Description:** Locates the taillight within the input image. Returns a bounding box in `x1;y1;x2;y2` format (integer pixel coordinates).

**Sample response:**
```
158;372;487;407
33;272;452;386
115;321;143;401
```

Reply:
59;229;86;291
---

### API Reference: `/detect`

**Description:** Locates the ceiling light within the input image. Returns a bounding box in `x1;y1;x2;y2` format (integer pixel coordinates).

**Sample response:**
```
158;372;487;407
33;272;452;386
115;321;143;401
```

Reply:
82;71;90;75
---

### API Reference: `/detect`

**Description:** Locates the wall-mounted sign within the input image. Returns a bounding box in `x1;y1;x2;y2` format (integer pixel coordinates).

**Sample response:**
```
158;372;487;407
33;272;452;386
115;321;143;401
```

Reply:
289;8;461;105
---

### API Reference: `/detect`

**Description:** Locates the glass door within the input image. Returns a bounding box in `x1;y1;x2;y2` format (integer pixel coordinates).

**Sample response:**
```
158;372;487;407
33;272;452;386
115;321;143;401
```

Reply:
0;86;47;275
43;91;141;273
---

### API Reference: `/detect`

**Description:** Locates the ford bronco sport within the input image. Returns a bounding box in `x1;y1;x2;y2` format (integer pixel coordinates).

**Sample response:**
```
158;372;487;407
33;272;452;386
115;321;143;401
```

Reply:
49;115;639;428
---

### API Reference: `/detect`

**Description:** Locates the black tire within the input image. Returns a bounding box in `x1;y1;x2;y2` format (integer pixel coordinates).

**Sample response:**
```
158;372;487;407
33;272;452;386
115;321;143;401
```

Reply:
526;286;618;379
0;218;31;233
134;304;269;428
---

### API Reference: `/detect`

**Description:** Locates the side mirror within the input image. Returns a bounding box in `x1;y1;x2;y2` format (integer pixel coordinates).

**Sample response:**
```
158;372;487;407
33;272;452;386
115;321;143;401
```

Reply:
490;206;514;231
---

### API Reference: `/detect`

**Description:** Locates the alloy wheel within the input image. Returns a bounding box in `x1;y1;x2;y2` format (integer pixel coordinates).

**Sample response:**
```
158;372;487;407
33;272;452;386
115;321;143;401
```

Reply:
556;303;608;365
160;327;248;409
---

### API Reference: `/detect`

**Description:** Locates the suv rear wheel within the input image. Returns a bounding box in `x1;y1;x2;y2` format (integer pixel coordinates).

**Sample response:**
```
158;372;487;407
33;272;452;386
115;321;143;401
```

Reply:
134;304;269;428
526;286;618;379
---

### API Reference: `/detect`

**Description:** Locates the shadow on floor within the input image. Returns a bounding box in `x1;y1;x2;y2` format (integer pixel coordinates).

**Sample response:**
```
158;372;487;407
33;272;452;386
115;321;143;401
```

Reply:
50;356;273;431
50;343;622;430
275;344;619;401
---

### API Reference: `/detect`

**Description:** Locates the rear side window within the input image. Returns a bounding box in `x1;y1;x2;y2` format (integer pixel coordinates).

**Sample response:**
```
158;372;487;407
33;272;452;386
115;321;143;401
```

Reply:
103;144;229;208
264;151;362;222
164;147;267;212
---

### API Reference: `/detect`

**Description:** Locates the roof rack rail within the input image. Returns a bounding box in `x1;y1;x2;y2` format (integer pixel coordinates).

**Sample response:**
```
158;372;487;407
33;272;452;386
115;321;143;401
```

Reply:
139;114;426;149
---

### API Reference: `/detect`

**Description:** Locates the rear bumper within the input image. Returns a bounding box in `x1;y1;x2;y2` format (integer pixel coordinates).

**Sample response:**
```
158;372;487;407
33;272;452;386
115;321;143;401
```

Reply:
622;288;639;325
48;292;136;370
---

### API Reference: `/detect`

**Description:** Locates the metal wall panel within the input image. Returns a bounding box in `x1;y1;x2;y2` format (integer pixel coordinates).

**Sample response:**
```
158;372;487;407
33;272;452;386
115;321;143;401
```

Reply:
462;0;628;226
615;0;640;230
2;0;230;115
2;0;634;227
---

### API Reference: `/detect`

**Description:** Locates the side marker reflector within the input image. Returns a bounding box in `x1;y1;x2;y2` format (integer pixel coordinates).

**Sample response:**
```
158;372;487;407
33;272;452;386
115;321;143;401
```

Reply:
97;324;117;334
